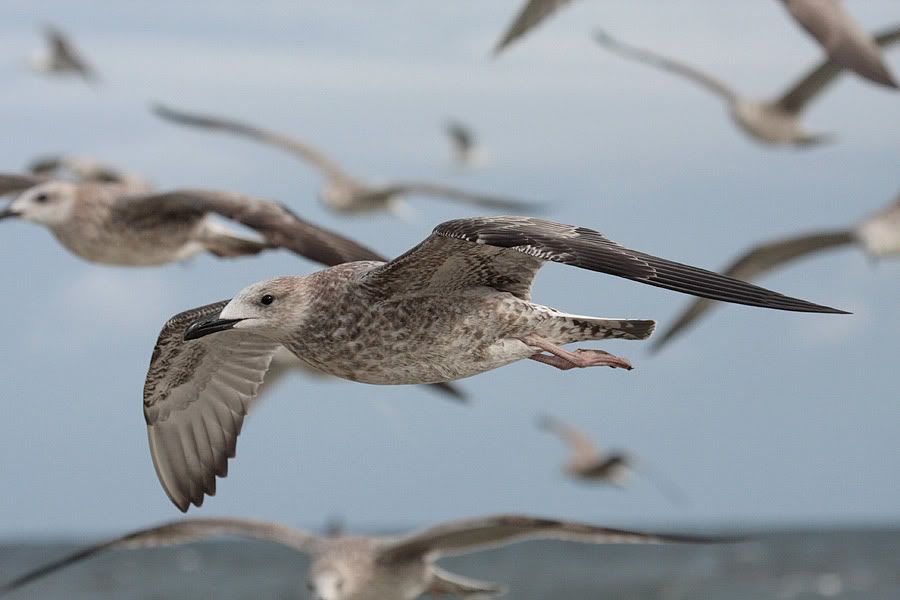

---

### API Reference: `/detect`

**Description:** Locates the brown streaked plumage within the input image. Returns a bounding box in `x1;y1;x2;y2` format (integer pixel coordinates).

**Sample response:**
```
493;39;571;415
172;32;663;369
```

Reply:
148;216;844;510
781;0;898;88
0;514;723;599
152;104;541;216
652;194;900;352
594;26;900;147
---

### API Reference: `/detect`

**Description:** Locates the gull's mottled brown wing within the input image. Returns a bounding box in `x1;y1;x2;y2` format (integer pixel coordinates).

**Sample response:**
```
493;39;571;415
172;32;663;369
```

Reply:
494;0;579;55
379;181;542;212
0;518;319;596
152;104;355;184
377;514;721;563
359;216;846;315
776;25;900;114
651;229;857;352
781;0;898;88
593;30;739;103
144;301;281;511
118;189;386;266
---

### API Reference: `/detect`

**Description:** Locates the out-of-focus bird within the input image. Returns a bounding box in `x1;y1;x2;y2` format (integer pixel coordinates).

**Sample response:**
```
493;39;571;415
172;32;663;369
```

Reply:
0;515;721;600
652;194;900;352
781;0;898;88
28;155;151;189
146;216;844;511
593;26;900;147
29;25;98;84
444;119;489;169
537;415;686;505
152;104;540;217
0;178;383;267
493;0;579;55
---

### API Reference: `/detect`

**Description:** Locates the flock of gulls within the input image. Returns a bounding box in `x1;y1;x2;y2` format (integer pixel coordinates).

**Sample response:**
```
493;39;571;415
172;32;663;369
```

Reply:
2;1;898;599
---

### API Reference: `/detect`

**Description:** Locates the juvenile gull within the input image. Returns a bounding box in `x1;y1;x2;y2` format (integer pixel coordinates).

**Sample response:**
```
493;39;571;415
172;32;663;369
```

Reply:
152;104;540;216
0;514;721;599
652;194;900;352
493;0;580;55
444;119;488;169
537;414;686;505
30;25;98;84
594;26;900;147
781;0;898;88
147;215;845;510
0;178;382;267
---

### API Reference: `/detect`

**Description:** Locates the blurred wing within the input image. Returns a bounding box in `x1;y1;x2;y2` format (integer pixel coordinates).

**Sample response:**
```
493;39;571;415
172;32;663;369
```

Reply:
776;25;900;113
651;229;857;352
594;30;738;103
429;566;507;598
494;0;579;54
119;189;386;266
378;514;719;562
0;173;46;196
44;25;97;81
538;415;598;461
143;301;281;511
381;182;542;212
782;0;898;88
581;455;628;478
0;518;319;596
360;216;845;314
152;104;355;183
445;120;474;155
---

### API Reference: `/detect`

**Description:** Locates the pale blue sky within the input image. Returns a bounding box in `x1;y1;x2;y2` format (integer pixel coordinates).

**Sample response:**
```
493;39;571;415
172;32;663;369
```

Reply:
0;1;897;536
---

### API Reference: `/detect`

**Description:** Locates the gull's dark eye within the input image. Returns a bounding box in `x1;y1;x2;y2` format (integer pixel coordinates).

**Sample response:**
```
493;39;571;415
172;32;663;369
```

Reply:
260;294;274;306
34;193;49;204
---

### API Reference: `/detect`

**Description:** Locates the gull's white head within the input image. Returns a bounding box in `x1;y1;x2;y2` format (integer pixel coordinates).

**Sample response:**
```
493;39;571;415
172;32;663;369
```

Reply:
2;181;78;227
183;276;316;343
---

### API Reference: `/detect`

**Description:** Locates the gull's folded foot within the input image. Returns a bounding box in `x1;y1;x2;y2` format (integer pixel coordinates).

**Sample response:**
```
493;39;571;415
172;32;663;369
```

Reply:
522;335;633;371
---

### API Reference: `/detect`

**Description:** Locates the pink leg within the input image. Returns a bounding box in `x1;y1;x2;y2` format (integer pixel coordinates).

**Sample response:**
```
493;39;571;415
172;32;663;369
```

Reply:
522;334;633;371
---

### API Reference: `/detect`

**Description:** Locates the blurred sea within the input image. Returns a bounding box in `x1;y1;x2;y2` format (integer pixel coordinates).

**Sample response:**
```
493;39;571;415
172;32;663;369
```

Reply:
1;527;898;599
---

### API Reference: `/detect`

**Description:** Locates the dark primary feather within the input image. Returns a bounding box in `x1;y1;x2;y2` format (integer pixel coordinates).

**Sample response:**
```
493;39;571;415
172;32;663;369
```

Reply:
651;229;857;352
494;0;579;54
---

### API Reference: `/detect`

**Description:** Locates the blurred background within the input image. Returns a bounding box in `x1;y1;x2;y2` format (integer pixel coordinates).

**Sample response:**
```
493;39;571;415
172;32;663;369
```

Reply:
0;0;898;597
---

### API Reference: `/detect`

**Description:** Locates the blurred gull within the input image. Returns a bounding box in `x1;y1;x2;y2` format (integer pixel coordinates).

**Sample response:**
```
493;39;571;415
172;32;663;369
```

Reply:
537;414;687;505
493;0;580;55
147;216;844;510
152;104;541;217
0;514;719;599
29;25;98;85
593;26;900;147
652;194;900;352
444;119;489;169
781;0;898;88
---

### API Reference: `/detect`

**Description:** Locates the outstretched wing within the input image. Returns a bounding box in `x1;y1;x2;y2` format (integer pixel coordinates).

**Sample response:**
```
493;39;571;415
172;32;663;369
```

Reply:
377;514;721;563
493;0;579;55
379;181;542;212
781;0;898;88
152;104;355;184
429;566;507;598
117;188;386;266
44;25;97;82
594;30;738;103
537;414;598;462
776;25;900;114
651;229;857;352
0;518;319;596
359;216;846;315
144;301;281;511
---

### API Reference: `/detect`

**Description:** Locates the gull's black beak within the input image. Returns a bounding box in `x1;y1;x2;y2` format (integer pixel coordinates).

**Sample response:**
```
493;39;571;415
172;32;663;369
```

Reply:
183;317;243;341
0;207;20;220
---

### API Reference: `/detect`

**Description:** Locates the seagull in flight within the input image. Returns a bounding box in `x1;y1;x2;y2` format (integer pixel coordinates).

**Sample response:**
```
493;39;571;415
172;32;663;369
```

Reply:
444;119;489;169
144;215;845;511
780;0;898;88
152;104;541;217
0;514;722;599
652;194;900;352
593;25;900;147
30;25;98;84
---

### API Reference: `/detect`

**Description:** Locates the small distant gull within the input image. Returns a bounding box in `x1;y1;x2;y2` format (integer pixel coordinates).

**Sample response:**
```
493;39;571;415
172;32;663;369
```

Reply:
0;177;382;267
444;119;489;169
152;104;541;216
0;514;722;599
593;26;900;147
781;0;898;88
652;194;900;352
27;154;151;189
30;25;98;85
145;215;845;511
493;0;580;55
537;414;686;505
